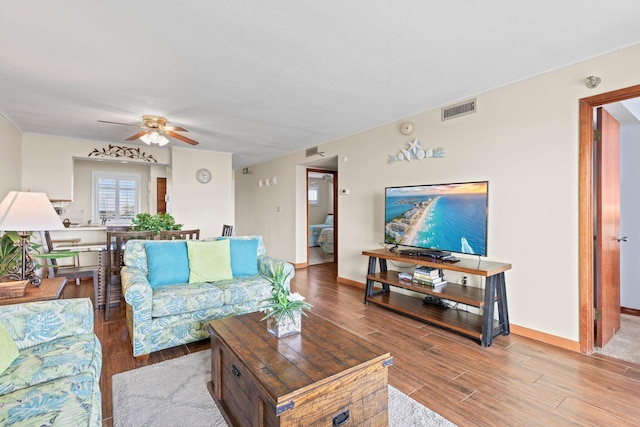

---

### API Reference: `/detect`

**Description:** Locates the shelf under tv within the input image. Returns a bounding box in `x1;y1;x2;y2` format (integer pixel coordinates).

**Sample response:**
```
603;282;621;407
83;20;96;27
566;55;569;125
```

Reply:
362;248;511;347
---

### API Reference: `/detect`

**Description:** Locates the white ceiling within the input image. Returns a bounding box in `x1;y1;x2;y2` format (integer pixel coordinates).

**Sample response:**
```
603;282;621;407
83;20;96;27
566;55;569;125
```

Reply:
2;1;640;169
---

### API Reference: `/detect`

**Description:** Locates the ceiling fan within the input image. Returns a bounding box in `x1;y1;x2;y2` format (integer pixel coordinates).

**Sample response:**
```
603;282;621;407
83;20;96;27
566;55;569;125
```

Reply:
98;115;199;146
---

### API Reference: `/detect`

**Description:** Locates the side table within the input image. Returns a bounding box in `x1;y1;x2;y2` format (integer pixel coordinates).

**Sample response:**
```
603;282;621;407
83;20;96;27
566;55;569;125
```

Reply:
0;277;67;306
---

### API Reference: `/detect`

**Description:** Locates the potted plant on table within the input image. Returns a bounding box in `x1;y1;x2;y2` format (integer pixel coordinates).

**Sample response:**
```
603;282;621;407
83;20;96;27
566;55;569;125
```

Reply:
260;263;312;338
130;213;182;236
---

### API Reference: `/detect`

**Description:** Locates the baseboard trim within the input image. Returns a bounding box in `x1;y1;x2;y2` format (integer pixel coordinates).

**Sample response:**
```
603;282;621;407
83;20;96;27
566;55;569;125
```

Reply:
335;278;581;352
510;324;580;352
621;307;640;316
293;261;308;269
337;276;365;289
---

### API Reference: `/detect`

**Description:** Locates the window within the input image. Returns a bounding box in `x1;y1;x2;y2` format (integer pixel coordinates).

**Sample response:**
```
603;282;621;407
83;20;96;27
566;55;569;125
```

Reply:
308;183;320;206
92;172;141;225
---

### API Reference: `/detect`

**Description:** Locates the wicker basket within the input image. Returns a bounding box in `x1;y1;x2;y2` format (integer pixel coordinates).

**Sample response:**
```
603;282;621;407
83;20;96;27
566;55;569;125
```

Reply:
0;280;28;299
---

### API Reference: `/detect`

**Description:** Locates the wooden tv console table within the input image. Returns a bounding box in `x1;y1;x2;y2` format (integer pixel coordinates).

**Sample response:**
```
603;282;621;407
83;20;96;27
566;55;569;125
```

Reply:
363;248;511;347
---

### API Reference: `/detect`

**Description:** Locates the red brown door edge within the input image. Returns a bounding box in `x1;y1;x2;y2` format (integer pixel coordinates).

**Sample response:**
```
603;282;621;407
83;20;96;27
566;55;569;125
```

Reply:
594;107;621;348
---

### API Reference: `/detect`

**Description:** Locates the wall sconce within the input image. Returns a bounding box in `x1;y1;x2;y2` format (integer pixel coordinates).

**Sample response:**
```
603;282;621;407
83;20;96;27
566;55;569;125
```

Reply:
585;76;602;89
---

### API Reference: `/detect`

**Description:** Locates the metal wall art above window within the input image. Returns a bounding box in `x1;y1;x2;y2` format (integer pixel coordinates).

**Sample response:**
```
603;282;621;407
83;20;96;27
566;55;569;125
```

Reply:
88;144;158;163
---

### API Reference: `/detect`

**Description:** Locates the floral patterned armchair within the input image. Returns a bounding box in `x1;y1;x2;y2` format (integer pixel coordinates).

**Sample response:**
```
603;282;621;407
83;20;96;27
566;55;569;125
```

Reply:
0;298;102;426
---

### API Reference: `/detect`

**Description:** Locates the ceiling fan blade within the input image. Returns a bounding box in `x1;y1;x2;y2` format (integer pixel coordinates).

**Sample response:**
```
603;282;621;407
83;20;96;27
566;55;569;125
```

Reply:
98;120;143;128
166;130;199;146
126;131;148;141
162;126;188;132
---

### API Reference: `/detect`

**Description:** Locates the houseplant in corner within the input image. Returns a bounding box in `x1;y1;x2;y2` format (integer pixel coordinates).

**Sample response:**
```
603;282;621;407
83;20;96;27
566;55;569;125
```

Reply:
261;263;312;338
130;213;182;236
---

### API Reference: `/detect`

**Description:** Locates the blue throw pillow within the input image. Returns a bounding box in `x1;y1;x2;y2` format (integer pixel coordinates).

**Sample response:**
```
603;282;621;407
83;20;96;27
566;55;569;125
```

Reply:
145;241;190;287
224;238;259;276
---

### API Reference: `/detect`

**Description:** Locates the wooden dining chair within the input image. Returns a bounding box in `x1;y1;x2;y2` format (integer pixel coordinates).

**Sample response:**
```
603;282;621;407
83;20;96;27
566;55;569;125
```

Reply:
106;225;132;232
102;230;154;320
158;229;200;240
40;231;100;307
221;225;234;236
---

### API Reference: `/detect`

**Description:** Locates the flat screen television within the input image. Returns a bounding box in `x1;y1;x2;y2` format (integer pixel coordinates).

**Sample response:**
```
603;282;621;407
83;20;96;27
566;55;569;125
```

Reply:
384;181;488;257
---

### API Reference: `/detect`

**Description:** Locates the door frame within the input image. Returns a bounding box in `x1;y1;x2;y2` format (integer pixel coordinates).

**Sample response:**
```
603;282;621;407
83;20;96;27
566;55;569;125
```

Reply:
306;168;338;264
579;84;640;353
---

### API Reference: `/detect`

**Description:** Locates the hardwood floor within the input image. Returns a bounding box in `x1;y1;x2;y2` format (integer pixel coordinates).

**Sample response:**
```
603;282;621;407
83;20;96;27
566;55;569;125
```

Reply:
64;263;640;427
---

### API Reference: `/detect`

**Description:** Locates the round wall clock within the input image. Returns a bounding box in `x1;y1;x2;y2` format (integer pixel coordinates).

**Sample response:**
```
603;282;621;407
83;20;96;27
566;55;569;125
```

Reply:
195;168;212;184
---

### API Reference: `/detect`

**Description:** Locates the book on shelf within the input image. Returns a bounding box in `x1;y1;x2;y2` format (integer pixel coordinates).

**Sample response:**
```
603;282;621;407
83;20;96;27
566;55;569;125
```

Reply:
415;266;440;275
413;271;442;281
413;273;439;279
412;276;447;287
414;267;440;277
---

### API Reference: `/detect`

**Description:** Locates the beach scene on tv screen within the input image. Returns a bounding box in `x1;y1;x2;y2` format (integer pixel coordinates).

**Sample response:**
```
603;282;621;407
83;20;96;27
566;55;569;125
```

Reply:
385;182;488;256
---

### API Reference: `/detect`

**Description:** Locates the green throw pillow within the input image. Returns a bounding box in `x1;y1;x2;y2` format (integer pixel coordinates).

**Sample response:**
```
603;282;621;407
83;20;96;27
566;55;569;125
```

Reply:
0;323;19;374
187;239;233;283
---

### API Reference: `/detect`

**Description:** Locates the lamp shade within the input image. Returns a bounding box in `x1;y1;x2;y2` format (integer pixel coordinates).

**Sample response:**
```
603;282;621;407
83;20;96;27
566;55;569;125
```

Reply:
0;191;64;231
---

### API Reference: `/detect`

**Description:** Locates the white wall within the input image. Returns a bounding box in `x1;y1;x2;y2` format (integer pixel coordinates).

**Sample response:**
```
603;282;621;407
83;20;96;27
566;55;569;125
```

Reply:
21;133;170;200
0;114;22;199
236;156;300;257
17;134;232;239
308;179;333;225
235;43;640;343
620;124;640;310
170;147;233;239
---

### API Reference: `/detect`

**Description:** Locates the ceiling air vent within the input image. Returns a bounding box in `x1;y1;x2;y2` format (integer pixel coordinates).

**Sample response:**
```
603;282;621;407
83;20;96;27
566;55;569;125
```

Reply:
305;146;319;157
441;98;477;121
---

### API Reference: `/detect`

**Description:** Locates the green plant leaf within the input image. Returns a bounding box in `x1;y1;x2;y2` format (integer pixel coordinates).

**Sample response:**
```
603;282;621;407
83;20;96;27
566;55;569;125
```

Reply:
130;212;183;235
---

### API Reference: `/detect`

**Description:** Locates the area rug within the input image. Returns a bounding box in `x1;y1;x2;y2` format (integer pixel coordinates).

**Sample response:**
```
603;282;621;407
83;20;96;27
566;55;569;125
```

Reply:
595;313;640;365
112;350;455;426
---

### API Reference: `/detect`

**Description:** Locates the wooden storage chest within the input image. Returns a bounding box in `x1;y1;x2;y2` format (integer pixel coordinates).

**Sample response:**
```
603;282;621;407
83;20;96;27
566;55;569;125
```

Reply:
206;311;393;426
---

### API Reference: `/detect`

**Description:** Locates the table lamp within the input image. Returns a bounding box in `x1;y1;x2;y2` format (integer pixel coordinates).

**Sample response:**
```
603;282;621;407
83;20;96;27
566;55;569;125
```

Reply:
0;191;64;286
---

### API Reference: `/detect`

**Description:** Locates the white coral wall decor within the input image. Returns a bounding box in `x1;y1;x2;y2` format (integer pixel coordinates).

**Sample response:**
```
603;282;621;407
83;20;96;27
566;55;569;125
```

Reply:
387;138;445;164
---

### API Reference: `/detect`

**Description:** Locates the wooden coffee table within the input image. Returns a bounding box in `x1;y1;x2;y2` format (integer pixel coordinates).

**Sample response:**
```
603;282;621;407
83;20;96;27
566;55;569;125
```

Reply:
0;277;67;306
206;311;393;427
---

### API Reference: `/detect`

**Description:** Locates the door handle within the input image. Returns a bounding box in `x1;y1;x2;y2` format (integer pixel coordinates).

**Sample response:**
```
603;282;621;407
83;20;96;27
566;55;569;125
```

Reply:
617;236;628;242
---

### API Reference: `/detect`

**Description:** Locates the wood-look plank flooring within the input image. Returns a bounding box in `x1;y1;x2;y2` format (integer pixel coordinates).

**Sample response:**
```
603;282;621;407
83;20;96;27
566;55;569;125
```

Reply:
63;263;640;427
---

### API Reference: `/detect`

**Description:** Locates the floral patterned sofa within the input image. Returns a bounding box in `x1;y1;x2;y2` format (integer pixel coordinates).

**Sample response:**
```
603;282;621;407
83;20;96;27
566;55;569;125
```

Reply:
0;298;102;426
121;235;294;358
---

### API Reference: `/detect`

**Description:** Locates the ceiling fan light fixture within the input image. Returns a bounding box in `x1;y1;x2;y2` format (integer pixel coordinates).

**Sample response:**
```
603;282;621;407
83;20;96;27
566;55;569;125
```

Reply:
101;115;199;146
139;131;169;146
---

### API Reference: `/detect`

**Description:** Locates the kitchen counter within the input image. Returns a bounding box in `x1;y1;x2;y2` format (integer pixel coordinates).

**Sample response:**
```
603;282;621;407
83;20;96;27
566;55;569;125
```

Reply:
49;227;108;266
61;226;107;231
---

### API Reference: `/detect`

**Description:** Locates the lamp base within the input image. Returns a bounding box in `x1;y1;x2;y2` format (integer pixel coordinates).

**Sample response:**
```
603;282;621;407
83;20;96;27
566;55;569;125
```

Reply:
0;235;41;287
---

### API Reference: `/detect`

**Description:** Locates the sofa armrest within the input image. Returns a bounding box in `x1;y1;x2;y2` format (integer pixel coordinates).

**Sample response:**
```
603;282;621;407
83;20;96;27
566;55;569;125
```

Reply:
121;266;155;357
258;256;295;290
0;298;94;351
121;266;152;313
